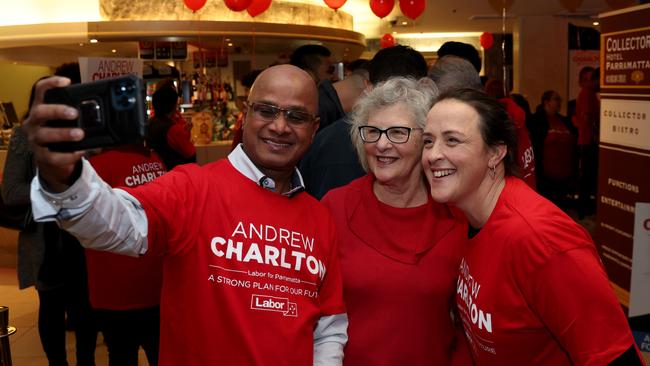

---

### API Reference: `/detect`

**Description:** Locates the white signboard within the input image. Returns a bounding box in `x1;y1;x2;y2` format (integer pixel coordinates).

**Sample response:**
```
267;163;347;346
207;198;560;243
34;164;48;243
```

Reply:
629;202;650;317
79;57;143;83
600;98;650;150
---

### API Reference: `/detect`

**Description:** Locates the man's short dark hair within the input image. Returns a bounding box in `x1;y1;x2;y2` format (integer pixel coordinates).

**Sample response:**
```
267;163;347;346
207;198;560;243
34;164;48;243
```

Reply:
152;85;178;116
437;41;481;73
368;45;428;85
290;44;331;74
54;62;81;84
346;59;369;73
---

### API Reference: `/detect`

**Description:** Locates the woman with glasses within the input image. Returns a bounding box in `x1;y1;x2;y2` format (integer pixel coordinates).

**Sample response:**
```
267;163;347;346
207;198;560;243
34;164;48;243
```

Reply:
321;77;471;365
422;88;642;365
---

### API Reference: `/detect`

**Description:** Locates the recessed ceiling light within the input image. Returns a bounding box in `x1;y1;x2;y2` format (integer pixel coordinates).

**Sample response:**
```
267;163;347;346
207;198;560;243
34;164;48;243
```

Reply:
593;21;599;26
90;39;98;43
401;21;408;25
228;43;234;47
79;43;84;46
111;49;117;53
225;38;231;42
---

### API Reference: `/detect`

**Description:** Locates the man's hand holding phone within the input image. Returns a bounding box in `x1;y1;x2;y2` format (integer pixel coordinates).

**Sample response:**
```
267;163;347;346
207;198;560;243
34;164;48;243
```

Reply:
25;76;86;193
26;75;147;192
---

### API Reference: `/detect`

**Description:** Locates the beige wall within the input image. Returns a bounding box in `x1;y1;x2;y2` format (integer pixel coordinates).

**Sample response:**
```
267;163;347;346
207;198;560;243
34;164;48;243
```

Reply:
0;62;52;120
513;15;570;114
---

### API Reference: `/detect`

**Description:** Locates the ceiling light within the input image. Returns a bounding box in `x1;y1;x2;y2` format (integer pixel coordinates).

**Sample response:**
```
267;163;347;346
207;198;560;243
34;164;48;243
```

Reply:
593;21;599;26
401;21;408;25
228;43;234;47
111;49;117;53
89;39;98;43
79;43;84;46
225;38;231;42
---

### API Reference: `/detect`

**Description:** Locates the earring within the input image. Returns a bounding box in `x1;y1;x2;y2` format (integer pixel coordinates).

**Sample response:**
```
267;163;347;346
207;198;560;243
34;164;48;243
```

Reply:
489;165;496;179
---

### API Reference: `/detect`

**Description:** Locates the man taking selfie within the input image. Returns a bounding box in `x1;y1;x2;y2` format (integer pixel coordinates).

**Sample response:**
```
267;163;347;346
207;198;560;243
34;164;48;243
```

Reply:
25;64;348;366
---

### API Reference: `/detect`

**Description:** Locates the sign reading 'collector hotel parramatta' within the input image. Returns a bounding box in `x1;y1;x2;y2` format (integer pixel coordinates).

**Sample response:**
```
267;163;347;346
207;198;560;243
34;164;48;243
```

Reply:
603;28;650;87
598;4;650;322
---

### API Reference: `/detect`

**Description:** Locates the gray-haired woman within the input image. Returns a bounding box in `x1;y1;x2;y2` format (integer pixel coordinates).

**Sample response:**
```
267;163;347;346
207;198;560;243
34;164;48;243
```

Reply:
321;77;471;365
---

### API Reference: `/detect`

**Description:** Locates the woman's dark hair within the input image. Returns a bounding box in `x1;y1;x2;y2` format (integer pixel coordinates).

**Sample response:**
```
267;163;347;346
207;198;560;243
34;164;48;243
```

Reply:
434;88;519;177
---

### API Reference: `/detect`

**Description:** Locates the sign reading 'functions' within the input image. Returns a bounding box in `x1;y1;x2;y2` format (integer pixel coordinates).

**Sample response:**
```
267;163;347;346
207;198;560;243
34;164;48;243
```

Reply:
602;26;650;87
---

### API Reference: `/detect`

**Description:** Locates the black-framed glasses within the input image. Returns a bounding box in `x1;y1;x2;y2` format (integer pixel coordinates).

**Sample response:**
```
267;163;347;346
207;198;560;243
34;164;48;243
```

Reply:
358;125;423;144
248;101;315;127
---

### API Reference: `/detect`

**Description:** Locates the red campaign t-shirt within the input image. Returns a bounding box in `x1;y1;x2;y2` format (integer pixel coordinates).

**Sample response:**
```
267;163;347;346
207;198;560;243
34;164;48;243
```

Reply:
86;145;166;310
575;88;600;146
499;98;536;190
543;114;575;181
168;112;196;158
123;159;345;366
456;177;635;365
322;174;472;366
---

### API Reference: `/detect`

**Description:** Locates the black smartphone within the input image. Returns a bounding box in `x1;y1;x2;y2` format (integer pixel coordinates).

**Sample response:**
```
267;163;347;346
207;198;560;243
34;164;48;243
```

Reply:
44;75;147;152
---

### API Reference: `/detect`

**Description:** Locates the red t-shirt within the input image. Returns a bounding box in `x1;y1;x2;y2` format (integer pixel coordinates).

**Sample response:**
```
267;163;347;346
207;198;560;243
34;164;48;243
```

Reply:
543;114;575;181
123;160;345;366
575;88;599;146
168;112;196;158
322;175;472;366
86;145;166;310
499;98;536;190
457;177;635;365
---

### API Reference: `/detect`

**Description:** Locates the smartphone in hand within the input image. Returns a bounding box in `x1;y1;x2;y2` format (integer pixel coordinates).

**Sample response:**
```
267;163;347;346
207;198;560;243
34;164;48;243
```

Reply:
44;75;147;152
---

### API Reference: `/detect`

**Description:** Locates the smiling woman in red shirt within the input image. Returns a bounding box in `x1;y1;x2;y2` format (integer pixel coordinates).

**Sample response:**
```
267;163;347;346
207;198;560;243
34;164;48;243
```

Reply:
322;77;471;366
422;88;644;366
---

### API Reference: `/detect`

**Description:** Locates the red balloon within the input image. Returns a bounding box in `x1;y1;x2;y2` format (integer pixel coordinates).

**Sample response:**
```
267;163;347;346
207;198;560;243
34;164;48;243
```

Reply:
247;0;272;17
380;33;396;48
184;0;207;12
370;0;394;18
224;0;252;12
323;0;346;10
480;32;494;49
399;0;425;20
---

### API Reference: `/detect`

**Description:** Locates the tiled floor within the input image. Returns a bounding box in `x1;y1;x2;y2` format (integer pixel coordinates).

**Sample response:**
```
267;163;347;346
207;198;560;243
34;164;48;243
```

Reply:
0;266;149;366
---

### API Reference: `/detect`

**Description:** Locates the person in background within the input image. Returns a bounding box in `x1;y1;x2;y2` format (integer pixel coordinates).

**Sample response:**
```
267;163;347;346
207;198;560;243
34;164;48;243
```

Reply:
300;45;428;200
509;93;532;125
436;41;482;73
230;69;263;150
528;90;578;208
484;78;536;189
85;142;166;366
321;77;470;366
146;81;196;170
344;59;369;78
26;64;347;365
2;64;98;366
574;66;600;218
317;61;369;132
290;44;332;84
428;55;483;94
422;88;644;366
